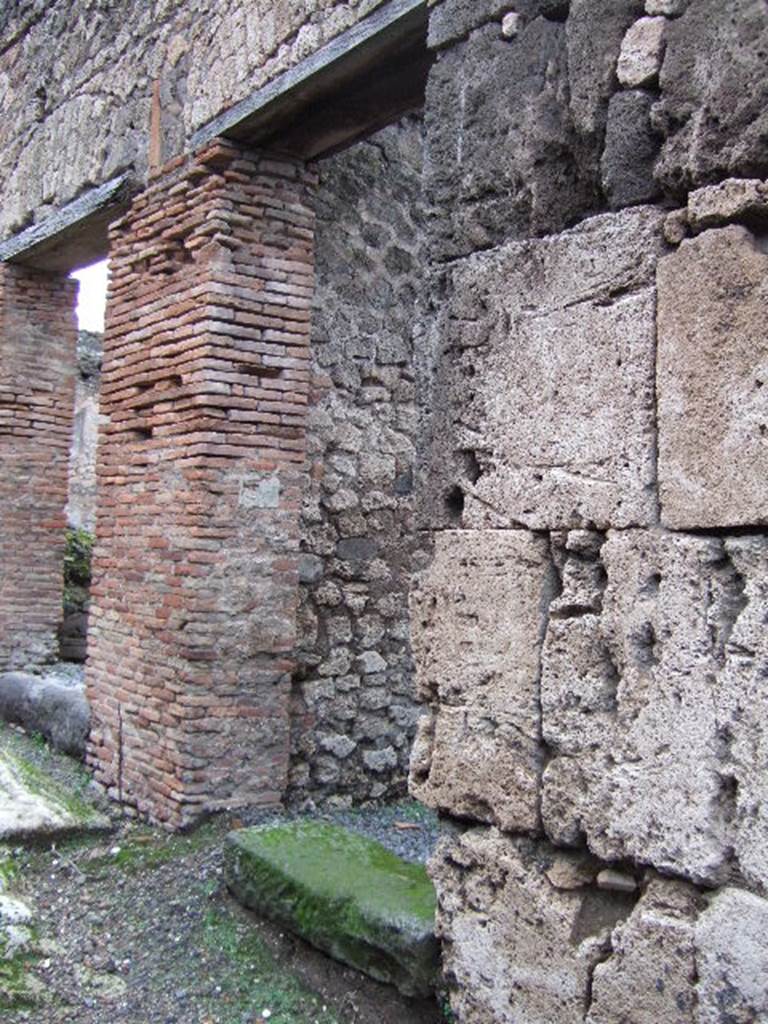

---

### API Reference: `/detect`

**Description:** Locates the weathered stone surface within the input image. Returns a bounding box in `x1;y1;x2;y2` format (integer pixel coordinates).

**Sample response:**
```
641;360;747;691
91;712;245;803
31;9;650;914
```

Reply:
695;888;768;1024
0;749;109;842
542;529;768;893
0;0;390;237
432;829;637;1024
601;89;661;209
617;16;666;87
657;226;768;529
425;1;640;260
654;0;768;195
0;673;90;757
686;177;768;233
645;0;689;14
409;530;554;831
225;822;439;996
425;207;664;530
586;876;701;1023
427;0;514;50
290;118;429;807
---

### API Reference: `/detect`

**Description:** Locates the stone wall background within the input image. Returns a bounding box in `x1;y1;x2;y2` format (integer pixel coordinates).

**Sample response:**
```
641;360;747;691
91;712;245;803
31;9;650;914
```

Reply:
290;115;429;808
414;1;768;1021
66;330;102;533
0;0;391;238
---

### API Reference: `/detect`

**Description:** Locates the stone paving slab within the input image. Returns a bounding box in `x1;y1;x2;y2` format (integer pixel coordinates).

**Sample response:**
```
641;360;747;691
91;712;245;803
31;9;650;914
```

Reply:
0;750;109;844
225;821;439;997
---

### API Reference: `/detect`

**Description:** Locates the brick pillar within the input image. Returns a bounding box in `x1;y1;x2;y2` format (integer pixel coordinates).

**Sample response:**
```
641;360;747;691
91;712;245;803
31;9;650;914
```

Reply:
0;265;77;669
85;140;316;828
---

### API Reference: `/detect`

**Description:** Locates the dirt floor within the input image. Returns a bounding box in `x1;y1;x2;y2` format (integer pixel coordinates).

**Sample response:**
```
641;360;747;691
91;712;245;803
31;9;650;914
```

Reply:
0;728;449;1024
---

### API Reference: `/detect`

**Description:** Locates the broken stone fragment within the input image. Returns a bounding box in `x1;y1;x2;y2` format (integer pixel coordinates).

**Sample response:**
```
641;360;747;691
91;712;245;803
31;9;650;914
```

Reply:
617;17;666;88
686;177;768;233
645;0;688;13
225;822;439;996
596;869;637;893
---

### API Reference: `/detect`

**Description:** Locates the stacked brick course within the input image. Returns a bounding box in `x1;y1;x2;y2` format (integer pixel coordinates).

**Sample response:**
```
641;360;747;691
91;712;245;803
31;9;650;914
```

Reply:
0;264;77;668
85;140;316;827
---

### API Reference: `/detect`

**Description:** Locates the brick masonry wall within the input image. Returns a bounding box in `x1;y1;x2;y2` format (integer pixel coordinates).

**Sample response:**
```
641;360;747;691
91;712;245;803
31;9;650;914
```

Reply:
0;264;77;669
289;116;430;807
85;140;316;828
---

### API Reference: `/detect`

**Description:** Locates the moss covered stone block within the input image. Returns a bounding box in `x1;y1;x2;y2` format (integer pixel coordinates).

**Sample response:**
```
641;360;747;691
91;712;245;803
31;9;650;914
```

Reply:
224;822;439;996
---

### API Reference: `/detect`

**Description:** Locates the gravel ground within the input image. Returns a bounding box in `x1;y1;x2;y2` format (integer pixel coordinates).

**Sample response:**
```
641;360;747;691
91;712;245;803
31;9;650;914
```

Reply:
1;729;451;1024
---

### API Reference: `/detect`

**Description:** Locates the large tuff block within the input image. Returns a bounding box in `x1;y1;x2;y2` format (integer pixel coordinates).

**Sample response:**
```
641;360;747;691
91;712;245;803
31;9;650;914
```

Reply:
433;829;768;1024
409;530;555;831
425;207;665;531
542;529;768;894
654;0;768;194
657;226;768;529
225;822;439;997
0;265;77;669
424;1;640;260
432;830;638;1024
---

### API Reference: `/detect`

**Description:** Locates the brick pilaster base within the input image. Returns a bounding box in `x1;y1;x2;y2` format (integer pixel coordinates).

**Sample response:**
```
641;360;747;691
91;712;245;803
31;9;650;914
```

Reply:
0;264;77;668
85;141;316;827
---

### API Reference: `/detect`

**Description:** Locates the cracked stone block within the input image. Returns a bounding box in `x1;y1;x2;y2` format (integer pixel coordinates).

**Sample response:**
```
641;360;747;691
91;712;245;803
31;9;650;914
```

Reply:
432;829;637;1024
542;529;768;893
408;530;554;831
686;178;768;233
425;1;639;261
426;207;664;531
617;17;666;88
654;0;768;195
586;876;701;1023
657;226;768;529
695;887;768;1024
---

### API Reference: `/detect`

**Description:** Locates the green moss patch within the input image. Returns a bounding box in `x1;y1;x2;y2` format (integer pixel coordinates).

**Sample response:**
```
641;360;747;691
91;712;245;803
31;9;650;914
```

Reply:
225;822;439;997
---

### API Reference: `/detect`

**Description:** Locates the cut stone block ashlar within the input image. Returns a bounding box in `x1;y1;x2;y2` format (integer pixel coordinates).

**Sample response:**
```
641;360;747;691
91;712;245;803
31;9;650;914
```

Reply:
428;207;665;531
542;528;768;893
225;822;439;997
657;226;768;529
408;529;554;832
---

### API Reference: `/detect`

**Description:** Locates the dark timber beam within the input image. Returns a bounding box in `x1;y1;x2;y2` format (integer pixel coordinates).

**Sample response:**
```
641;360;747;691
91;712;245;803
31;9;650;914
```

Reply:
0;175;132;273
190;0;430;159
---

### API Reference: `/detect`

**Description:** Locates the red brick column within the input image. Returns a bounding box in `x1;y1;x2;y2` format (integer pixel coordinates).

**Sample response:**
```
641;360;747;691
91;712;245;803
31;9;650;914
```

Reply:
85;141;316;828
0;265;77;669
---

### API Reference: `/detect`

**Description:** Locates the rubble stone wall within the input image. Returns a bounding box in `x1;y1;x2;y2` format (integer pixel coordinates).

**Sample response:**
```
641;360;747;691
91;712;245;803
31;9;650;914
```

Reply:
0;0;391;239
413;1;768;1021
289;116;429;808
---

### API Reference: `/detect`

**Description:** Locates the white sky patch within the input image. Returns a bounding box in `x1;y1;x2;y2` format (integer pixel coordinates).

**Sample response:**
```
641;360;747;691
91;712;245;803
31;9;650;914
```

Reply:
70;259;108;332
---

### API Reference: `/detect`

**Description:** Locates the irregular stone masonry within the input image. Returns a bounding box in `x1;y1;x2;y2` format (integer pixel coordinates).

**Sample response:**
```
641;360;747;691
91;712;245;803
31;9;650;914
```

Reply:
0;264;77;669
290;118;430;808
85;139;316;828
